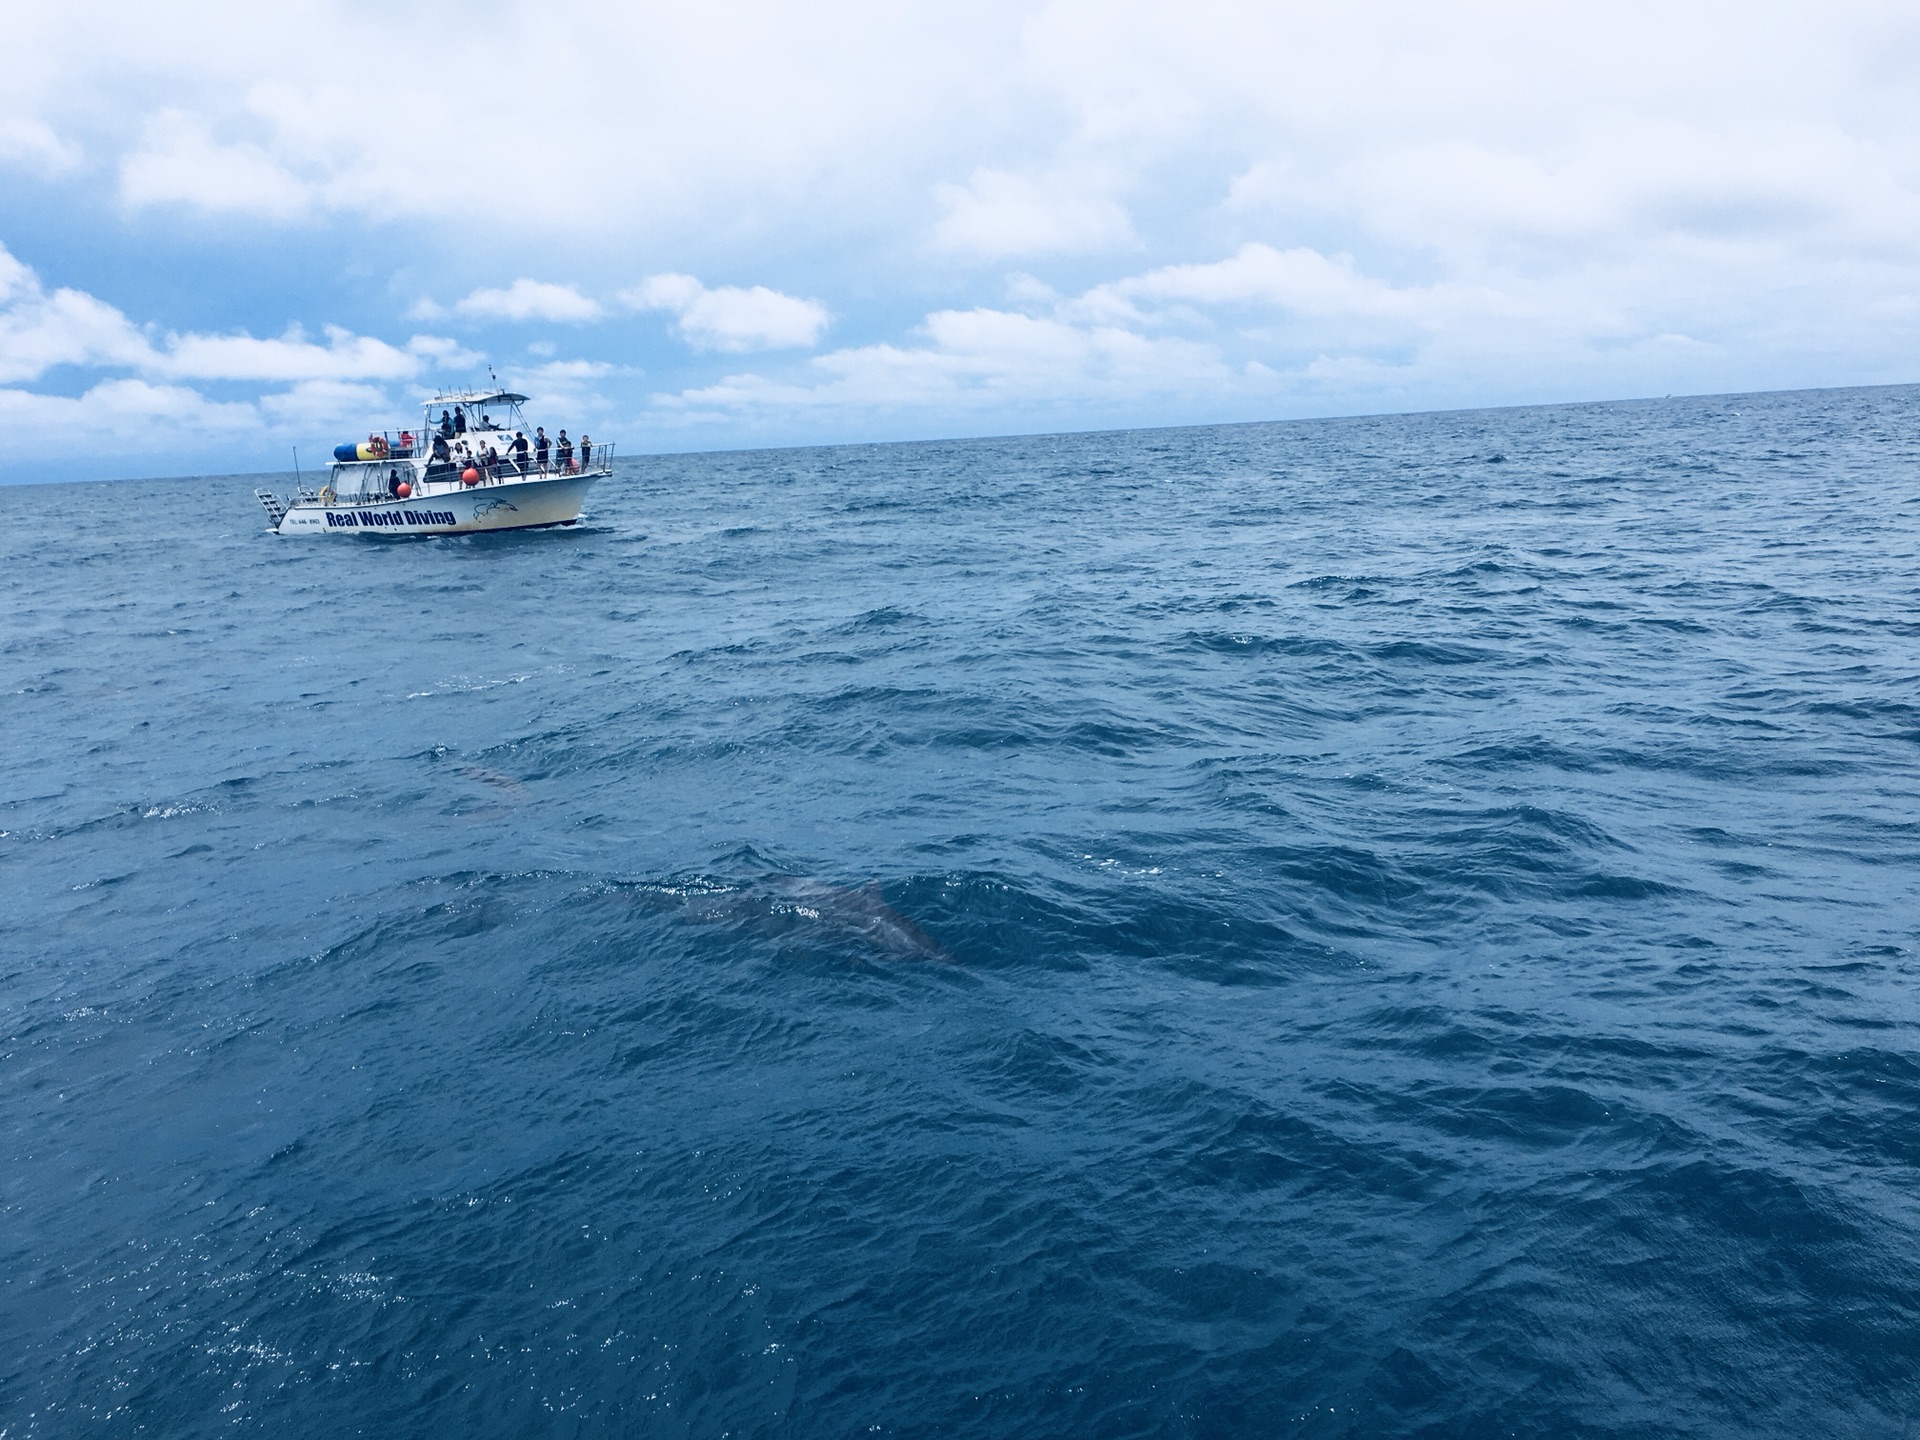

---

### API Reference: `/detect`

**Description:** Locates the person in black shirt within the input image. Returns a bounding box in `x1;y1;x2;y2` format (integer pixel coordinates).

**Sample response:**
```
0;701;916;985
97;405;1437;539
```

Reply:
580;435;592;469
556;431;573;470
453;405;467;435
534;427;549;471
510;432;530;473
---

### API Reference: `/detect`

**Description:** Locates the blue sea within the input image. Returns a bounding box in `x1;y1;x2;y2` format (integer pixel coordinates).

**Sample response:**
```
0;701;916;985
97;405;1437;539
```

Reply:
4;386;1918;1437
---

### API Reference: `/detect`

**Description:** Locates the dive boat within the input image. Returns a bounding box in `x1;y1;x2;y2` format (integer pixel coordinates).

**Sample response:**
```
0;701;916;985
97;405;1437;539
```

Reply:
254;389;611;536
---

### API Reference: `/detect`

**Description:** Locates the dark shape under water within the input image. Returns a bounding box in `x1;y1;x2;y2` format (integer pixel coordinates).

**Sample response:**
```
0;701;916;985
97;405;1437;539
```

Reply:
626;873;953;963
4;386;1918;1438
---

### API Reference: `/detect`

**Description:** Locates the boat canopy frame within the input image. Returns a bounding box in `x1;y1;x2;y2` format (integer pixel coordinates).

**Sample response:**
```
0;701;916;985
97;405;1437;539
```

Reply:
423;389;532;432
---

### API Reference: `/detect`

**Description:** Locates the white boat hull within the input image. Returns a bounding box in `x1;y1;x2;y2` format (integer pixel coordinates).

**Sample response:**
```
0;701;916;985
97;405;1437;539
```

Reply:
274;473;598;537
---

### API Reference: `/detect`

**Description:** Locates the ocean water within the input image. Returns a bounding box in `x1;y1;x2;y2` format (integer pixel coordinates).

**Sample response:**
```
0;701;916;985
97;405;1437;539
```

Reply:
3;386;1918;1438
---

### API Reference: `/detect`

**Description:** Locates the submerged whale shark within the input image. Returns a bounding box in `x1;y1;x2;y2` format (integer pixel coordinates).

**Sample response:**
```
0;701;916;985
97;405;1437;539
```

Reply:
458;764;531;799
754;875;951;962
617;873;952;963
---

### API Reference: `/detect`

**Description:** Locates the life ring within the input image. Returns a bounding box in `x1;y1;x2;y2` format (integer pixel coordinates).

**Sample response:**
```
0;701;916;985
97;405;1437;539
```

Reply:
319;485;336;505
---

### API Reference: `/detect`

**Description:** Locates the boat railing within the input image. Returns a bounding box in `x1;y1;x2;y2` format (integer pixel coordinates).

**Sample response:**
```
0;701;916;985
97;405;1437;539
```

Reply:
314;447;615;505
338;431;618;468
421;444;615;483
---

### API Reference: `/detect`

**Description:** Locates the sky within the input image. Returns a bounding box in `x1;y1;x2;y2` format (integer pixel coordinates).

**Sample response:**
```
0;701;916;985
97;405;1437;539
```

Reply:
4;0;1920;480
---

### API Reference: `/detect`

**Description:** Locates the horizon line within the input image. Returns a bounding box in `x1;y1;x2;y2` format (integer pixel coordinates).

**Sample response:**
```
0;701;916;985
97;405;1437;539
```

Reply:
4;377;1913;490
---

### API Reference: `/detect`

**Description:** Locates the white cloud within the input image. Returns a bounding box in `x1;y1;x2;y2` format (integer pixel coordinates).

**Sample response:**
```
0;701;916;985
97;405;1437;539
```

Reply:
518;358;616;381
0;248;28;305
502;358;622;415
452;279;603;323
405;334;484;368
1089;244;1423;320
45;5;1014;233
638;232;1825;435
82;378;262;429
9;0;1920;457
624;274;829;352
119;110;308;218
0;286;152;383
652;301;1240;425
643;243;1460;427
931;168;1135;258
154;325;420;382
0;242;487;392
12;0;1920;285
0;118;82;176
0;243;497;476
0;251;154;382
0;377;257;438
257;379;393;429
506;357;619;395
0;373;405;481
1003;273;1059;307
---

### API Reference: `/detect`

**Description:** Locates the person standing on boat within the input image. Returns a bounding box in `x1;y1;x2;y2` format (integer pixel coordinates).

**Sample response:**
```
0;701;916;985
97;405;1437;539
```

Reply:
438;409;455;439
534;427;550;472
453;405;467;435
387;467;404;497
556;430;574;471
510;432;531;474
580;435;592;469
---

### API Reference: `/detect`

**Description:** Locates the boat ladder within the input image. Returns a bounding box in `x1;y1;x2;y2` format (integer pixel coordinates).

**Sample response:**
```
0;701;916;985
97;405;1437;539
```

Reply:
254;488;288;527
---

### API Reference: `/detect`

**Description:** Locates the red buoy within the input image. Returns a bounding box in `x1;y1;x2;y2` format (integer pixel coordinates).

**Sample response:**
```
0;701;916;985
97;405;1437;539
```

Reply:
462;467;480;486
395;480;412;499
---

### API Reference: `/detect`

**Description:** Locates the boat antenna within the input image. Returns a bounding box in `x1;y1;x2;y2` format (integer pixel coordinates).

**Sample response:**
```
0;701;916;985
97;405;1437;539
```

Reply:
293;446;301;488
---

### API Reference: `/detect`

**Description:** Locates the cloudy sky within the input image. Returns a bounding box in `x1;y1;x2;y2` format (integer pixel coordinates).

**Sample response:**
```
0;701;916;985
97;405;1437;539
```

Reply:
4;0;1920;479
